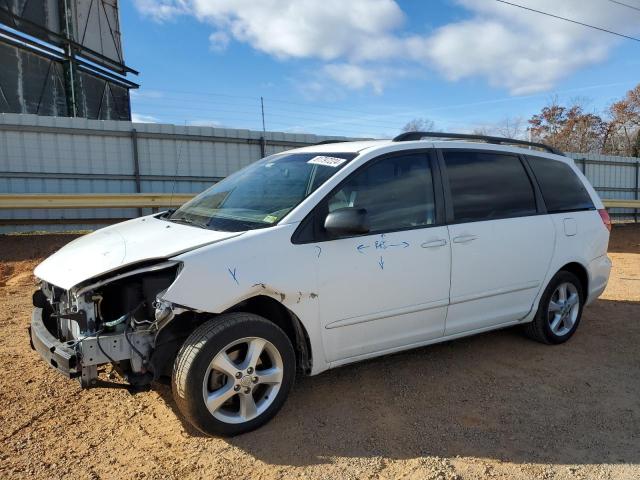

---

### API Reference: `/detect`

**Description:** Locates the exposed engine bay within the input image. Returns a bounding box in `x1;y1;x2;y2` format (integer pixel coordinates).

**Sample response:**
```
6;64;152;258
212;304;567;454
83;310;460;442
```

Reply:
31;260;198;388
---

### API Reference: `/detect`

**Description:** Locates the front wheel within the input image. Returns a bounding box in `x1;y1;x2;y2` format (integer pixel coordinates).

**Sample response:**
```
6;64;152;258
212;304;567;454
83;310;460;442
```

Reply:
524;271;585;344
172;313;295;436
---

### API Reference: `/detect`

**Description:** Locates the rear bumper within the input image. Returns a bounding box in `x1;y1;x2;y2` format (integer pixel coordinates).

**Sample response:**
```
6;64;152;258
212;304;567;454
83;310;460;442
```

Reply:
28;307;80;379
586;254;612;305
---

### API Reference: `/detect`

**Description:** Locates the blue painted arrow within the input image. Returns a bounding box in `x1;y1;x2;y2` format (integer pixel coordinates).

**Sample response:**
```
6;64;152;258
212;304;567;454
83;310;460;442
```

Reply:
388;241;410;248
378;256;384;270
357;244;370;254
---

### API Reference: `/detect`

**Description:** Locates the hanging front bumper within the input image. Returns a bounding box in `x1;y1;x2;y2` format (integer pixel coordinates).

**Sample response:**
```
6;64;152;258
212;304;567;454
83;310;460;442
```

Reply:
28;307;80;378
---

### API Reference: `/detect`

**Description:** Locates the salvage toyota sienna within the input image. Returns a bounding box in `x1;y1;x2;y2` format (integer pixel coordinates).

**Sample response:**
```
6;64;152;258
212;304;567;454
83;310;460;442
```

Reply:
29;132;612;436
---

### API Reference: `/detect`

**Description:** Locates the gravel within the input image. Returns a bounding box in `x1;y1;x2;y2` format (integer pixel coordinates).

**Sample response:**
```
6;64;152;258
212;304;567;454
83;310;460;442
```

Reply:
0;226;638;480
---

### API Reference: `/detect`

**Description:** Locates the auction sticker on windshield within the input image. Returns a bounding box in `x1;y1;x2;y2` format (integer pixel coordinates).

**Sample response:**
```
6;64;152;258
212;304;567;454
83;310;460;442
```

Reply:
307;156;348;167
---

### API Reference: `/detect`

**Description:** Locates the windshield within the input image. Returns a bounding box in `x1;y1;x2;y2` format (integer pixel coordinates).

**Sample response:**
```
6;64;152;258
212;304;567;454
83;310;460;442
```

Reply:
169;151;357;231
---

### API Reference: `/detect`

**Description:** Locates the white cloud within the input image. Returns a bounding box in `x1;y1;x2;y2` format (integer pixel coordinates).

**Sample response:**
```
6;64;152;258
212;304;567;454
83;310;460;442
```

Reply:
133;0;189;22
186;119;222;127
323;64;385;95
135;0;403;60
195;0;403;62
315;63;411;96
134;0;640;95
413;0;637;95
131;113;159;123
209;31;230;52
130;89;164;99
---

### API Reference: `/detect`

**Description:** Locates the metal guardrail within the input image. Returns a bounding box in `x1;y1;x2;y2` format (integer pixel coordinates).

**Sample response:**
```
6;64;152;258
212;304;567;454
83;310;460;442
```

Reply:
0;193;638;210
602;199;640;209
0;194;193;209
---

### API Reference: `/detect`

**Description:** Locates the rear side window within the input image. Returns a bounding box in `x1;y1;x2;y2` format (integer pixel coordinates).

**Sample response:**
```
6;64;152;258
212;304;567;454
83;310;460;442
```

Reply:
526;156;594;213
443;151;537;222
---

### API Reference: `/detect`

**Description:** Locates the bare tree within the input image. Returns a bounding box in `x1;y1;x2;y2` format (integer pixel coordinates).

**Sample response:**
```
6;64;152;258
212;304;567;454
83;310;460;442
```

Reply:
471;126;492;136
397;84;640;155
528;98;605;153
401;118;436;133
471;117;526;139
604;84;640;156
494;117;527;140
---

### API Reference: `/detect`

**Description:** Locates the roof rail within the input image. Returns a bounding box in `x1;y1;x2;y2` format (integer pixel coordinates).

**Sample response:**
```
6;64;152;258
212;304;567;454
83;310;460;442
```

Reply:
392;131;564;156
314;139;350;145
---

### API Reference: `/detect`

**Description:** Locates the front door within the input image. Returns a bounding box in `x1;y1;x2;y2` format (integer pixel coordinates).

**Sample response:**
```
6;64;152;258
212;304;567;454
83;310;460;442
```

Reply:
313;151;451;363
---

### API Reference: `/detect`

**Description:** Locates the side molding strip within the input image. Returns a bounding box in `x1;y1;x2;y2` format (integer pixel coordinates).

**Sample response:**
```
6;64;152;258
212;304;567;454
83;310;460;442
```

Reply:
449;281;540;306
325;299;448;330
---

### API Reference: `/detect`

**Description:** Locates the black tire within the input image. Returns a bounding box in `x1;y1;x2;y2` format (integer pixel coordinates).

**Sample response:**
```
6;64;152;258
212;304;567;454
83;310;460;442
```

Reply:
171;312;295;436
524;270;585;344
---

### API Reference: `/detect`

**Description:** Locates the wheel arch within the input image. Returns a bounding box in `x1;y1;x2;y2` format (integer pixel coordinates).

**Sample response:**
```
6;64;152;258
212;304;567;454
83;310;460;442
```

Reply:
224;295;313;375
527;260;590;322
523;261;589;344
557;261;589;295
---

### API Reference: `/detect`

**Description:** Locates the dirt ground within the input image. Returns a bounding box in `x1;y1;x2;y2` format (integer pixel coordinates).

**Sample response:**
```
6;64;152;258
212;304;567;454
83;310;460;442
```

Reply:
0;226;638;480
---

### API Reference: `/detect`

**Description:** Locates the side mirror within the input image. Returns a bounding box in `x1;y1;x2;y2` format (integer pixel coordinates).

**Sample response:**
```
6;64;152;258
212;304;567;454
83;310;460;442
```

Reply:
324;208;370;236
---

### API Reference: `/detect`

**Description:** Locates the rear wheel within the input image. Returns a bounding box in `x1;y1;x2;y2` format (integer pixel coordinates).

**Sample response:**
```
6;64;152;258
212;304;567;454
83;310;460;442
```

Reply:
172;312;295;436
524;271;585;344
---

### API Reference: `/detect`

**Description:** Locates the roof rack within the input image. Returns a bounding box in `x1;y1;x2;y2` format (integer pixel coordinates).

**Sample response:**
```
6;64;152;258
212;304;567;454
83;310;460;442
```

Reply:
314;139;351;145
392;131;564;156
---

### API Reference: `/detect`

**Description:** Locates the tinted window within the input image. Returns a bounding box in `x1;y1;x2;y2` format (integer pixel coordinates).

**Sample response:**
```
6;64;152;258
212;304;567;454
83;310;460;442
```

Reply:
326;153;436;233
527;156;594;213
443;151;537;222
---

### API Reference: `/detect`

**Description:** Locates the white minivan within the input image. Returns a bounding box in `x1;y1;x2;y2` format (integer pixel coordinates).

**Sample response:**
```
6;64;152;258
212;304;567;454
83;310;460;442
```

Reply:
30;132;612;436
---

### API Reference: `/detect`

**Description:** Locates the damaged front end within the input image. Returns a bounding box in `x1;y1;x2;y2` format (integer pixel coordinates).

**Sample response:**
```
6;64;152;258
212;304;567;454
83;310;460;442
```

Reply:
29;260;191;388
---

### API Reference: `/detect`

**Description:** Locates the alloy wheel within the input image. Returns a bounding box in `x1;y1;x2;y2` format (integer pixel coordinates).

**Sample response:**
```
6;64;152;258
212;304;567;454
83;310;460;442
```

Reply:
202;337;284;424
547;282;580;336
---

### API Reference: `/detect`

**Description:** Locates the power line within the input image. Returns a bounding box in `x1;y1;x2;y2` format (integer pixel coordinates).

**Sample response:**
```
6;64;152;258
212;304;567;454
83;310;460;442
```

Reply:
134;87;407;119
133;91;529;130
144;88;259;102
132;97;405;127
608;0;640;12
130;92;423;128
136;78;637;126
129;105;397;130
131;81;638;136
128;108;401;135
131;101;403;128
129;101;537;137
137;87;405;118
132;108;408;132
129;105;497;136
495;0;640;42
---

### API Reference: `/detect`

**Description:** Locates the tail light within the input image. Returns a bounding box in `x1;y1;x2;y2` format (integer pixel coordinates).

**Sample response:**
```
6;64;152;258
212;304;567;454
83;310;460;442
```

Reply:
598;209;611;232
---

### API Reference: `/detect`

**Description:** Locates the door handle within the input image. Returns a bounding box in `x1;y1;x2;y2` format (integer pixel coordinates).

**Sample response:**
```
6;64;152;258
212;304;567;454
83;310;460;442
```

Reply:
452;234;478;244
421;239;447;248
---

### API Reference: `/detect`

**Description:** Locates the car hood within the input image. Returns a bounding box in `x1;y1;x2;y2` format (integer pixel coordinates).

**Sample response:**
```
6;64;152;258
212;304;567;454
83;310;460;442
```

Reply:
34;215;243;290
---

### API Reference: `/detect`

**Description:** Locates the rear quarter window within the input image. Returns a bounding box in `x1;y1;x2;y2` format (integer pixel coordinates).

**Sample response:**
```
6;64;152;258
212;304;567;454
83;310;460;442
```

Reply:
526;156;594;213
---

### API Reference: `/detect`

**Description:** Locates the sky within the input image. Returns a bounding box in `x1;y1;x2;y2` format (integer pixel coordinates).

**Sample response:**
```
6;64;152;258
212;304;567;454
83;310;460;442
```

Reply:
120;0;640;138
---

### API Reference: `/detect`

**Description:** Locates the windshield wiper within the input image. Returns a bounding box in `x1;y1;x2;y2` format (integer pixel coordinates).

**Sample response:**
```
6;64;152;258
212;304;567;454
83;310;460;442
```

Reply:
168;216;209;229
